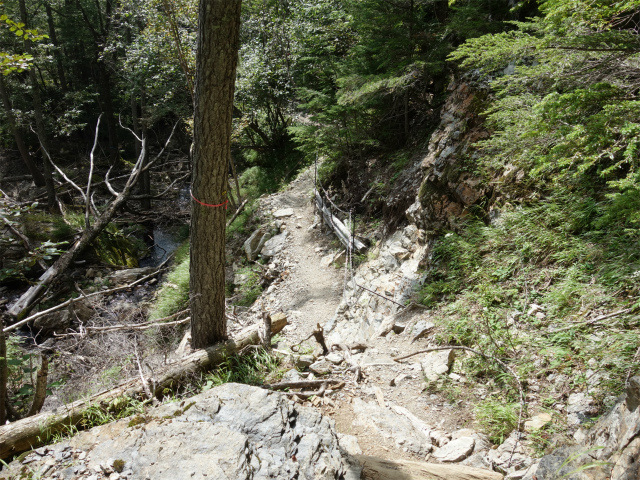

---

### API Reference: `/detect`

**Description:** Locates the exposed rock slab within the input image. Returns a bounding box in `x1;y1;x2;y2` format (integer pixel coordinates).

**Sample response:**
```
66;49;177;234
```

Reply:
273;207;295;218
352;398;432;455
535;376;640;480
6;383;361;480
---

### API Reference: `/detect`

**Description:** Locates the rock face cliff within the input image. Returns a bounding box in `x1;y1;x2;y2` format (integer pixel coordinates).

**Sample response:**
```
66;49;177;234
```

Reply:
407;81;490;232
327;80;489;347
5;383;361;480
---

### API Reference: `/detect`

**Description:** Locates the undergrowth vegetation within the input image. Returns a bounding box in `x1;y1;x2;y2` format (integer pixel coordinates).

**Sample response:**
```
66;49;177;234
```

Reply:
418;191;640;439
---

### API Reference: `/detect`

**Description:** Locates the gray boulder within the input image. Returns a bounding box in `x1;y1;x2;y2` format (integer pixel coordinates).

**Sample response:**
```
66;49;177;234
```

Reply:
261;231;289;258
109;267;155;285
244;228;271;261
6;383;361;480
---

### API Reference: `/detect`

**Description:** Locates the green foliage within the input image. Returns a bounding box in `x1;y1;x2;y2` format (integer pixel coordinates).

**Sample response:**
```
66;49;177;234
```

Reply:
0;2;48;75
148;241;190;321
474;400;520;444
202;348;283;389
450;0;640;210
80;397;146;429
232;265;263;307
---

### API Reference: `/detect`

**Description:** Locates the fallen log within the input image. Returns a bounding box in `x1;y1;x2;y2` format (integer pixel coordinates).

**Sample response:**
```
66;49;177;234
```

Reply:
356;455;504;480
314;190;366;253
0;315;287;459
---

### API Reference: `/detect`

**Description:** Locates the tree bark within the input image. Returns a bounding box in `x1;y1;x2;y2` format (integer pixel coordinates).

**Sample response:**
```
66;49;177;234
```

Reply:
26;356;48;417
190;0;242;349
0;76;46;187
0;317;287;459
19;0;58;212
44;1;68;92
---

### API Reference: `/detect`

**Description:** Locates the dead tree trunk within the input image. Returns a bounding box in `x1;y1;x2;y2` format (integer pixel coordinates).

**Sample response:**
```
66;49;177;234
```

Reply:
0;316;287;459
0;316;7;426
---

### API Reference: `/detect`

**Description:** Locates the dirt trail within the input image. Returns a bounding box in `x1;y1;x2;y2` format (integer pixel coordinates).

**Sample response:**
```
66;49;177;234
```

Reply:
256;167;479;463
259;167;344;345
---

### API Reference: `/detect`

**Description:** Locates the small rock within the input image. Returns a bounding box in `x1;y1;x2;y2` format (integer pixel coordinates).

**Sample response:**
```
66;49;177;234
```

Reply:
243;228;271;261
109;267;155;285
421;349;456;382
325;353;343;365
452;429;476;440
527;304;543;316
412;320;435;341
338;434;363;456
566;392;597;425
390;374;410;386
430;430;451;447
308;359;332;375
432;437;475;462
273;208;294;218
295;355;314;370
573;428;587;444
281;369;302;383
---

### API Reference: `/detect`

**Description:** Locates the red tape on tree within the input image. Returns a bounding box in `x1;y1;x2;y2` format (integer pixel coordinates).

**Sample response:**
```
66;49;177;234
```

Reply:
190;189;228;209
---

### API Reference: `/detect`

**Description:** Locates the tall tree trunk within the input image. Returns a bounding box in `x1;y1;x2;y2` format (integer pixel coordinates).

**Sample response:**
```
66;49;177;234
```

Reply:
44;2;68;92
190;0;242;349
97;62;119;164
19;0;58;212
0;77;46;186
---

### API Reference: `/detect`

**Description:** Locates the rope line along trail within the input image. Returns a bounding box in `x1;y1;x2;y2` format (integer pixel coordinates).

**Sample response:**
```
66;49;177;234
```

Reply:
312;153;402;311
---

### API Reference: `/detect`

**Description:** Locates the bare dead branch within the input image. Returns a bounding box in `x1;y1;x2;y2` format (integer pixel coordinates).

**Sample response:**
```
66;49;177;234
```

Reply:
5;263;170;333
85;115;101;230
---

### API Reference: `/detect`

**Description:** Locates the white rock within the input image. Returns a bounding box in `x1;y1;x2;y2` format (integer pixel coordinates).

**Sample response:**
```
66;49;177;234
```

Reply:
421;350;456;382
308;359;332;375
273;208;294;218
338;434;363;456
451;429;476;440
524;413;552;432
567;392;597;425
325;353;344;365
432;437;475;462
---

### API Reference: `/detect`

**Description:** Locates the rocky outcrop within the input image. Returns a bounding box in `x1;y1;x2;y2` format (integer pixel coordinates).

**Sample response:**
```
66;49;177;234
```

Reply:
326;224;428;346
406;81;490;231
6;383;362;480
533;377;640;480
